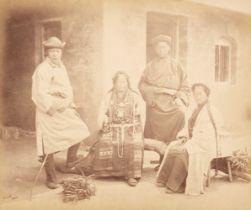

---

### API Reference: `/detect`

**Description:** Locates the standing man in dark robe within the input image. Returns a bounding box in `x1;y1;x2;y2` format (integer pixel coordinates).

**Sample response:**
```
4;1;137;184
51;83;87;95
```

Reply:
138;34;190;166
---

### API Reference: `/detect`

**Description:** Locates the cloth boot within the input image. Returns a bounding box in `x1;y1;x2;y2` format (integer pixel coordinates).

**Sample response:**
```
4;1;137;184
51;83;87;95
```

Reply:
66;143;80;168
44;153;58;189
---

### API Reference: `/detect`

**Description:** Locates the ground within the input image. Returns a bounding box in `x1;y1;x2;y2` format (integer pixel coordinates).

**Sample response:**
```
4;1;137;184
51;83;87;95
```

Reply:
0;124;251;210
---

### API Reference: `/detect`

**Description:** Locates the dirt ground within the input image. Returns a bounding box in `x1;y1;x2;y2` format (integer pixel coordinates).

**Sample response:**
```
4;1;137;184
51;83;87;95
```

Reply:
0;126;251;210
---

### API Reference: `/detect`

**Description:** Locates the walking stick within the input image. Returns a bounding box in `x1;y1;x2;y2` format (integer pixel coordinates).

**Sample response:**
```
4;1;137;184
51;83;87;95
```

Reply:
29;154;49;201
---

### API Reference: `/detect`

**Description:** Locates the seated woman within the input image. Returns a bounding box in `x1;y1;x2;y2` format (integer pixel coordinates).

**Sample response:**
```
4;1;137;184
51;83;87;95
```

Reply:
156;83;222;195
72;71;144;186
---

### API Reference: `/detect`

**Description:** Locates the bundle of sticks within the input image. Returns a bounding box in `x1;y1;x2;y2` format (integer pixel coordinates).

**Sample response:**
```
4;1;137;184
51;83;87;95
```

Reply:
212;149;251;182
61;177;96;202
228;150;251;181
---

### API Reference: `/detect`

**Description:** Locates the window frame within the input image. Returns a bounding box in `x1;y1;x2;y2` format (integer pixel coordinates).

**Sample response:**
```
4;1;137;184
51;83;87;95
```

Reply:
214;37;237;85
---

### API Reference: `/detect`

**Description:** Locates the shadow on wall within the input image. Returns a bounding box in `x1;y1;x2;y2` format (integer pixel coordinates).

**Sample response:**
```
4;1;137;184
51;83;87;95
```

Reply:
2;0;103;132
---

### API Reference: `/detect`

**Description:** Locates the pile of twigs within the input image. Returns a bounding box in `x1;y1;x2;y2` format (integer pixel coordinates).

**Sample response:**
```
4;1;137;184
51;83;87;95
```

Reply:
228;150;251;182
212;149;251;182
229;150;250;172
61;177;96;202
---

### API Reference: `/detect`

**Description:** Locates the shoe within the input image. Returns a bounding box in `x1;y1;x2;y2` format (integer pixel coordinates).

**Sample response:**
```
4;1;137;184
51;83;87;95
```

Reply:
127;178;138;187
156;182;165;187
154;164;160;171
46;181;59;189
38;155;45;163
165;188;174;194
66;143;81;167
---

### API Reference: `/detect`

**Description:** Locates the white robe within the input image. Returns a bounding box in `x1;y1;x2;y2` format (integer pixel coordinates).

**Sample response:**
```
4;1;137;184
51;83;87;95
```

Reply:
185;104;222;195
32;58;90;156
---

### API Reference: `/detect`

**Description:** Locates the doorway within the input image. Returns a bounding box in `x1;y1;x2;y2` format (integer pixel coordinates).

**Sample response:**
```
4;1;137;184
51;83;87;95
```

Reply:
146;11;188;67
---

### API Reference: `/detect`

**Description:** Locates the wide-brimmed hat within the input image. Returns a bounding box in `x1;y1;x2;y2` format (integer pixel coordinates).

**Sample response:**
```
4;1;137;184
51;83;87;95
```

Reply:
43;36;65;49
151;34;171;46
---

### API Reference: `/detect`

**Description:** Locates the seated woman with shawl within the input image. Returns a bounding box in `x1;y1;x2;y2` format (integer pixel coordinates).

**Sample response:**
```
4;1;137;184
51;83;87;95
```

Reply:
72;72;144;186
156;83;222;195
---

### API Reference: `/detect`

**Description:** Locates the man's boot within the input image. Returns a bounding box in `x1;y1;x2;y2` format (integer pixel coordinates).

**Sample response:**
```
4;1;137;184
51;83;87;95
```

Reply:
44;153;58;189
66;143;80;169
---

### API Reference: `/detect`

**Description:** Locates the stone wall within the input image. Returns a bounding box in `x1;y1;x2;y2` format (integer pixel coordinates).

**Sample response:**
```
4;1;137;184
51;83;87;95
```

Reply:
2;0;103;133
102;0;146;92
62;1;103;133
102;0;251;128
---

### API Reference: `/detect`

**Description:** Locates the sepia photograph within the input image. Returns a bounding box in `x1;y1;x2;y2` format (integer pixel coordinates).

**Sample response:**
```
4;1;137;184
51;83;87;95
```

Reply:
0;0;251;209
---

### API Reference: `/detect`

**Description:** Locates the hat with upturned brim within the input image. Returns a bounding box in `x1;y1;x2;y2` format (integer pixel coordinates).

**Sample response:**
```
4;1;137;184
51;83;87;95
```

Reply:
151;34;171;46
43;36;65;49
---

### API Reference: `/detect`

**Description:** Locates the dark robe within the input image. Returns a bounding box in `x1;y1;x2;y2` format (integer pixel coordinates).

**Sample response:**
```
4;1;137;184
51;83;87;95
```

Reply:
139;57;190;144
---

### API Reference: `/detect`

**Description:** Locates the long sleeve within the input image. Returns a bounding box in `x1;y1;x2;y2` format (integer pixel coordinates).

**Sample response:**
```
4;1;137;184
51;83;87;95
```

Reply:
50;67;74;111
32;62;75;114
97;92;111;130
51;97;72;111
176;105;194;138
175;61;190;107
185;120;213;155
32;66;54;113
138;68;156;107
185;106;222;156
133;93;145;127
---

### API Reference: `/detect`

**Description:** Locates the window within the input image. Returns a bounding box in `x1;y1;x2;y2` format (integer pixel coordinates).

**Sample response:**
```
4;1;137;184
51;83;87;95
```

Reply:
215;45;230;82
215;37;237;84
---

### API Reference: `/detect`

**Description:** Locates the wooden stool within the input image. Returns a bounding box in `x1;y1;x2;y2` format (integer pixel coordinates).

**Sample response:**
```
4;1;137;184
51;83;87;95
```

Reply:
206;156;233;187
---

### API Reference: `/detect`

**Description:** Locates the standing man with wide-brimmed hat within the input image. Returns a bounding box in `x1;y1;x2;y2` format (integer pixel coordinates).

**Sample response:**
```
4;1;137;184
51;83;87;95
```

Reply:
32;36;90;189
138;34;190;169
